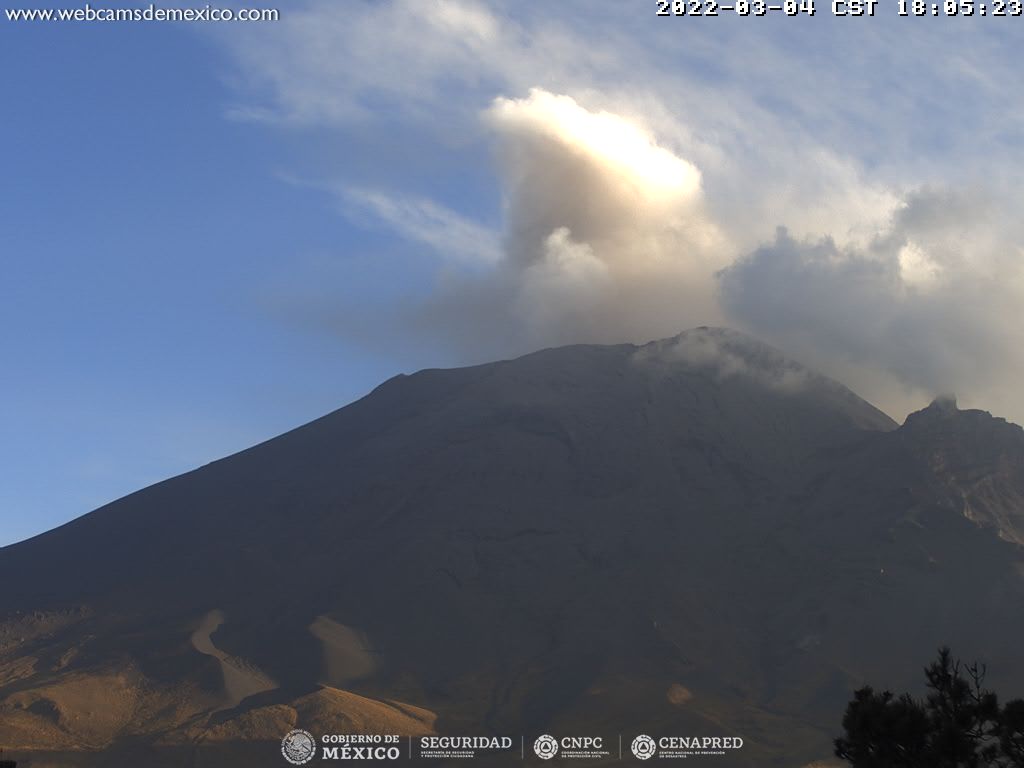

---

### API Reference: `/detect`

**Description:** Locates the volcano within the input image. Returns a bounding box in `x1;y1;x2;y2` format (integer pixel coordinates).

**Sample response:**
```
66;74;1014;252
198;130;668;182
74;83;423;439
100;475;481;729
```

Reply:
3;327;1024;767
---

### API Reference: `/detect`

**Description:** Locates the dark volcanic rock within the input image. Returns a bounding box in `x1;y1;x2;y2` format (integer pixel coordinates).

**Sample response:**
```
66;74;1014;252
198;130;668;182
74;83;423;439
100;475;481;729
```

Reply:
1;327;1023;767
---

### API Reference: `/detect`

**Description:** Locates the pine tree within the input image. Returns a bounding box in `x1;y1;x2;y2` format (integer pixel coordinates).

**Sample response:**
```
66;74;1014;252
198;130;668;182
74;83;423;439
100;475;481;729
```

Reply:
835;647;1024;767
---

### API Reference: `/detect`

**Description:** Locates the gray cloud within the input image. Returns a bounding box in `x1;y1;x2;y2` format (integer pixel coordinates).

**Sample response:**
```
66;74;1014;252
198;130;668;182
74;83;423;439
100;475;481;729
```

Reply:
220;2;1024;423
718;188;1024;420
401;89;730;358
633;327;817;395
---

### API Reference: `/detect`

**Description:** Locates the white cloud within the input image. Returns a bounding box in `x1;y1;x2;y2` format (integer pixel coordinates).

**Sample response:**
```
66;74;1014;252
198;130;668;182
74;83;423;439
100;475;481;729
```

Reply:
486;89;701;201
482;88;724;268
516;228;611;342
718;189;1024;421
446;89;728;354
341;188;501;267
634;327;816;395
217;1;1024;422
223;0;503;125
897;241;941;290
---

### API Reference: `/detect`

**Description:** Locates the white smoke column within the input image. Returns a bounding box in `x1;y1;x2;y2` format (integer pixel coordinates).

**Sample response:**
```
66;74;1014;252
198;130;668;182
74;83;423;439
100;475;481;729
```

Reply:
467;88;728;352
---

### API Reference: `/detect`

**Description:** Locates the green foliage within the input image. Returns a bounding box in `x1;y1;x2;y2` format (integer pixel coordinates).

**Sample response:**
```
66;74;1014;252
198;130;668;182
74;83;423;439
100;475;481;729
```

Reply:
835;647;1024;767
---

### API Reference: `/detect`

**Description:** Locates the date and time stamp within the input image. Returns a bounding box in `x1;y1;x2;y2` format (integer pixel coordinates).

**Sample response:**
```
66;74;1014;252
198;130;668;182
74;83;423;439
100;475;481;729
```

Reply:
657;0;1023;15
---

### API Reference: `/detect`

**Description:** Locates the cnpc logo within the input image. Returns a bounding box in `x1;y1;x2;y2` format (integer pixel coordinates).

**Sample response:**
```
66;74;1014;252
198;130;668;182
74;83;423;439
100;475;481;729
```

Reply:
533;734;605;759
533;735;559;760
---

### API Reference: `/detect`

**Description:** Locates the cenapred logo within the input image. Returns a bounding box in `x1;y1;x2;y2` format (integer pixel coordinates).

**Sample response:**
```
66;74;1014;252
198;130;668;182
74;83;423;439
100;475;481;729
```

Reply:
534;734;559;760
631;734;657;760
281;729;317;765
633;735;744;759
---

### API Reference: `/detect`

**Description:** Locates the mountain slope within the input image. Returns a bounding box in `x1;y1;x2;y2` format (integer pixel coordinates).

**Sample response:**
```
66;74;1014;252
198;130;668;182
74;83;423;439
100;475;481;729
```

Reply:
2;327;1023;767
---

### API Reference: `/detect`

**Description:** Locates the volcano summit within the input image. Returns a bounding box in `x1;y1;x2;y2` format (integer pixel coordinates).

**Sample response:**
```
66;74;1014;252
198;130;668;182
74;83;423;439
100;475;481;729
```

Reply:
2;327;1024;767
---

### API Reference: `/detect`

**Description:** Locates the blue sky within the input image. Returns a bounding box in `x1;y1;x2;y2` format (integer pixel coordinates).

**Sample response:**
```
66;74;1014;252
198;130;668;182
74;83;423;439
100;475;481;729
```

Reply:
4;1;1024;545
1;11;430;545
